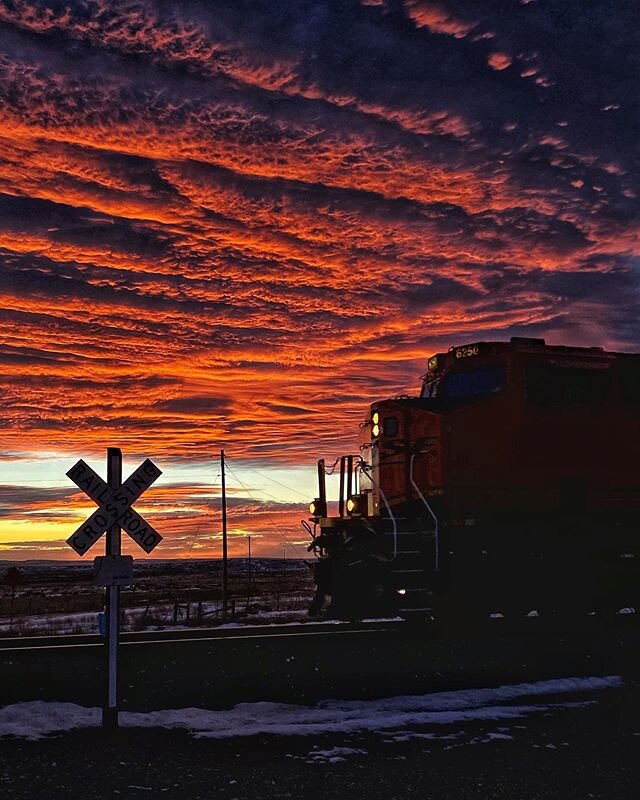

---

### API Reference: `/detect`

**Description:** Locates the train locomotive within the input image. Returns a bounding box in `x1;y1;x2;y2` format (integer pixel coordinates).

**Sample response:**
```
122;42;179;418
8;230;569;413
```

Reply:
305;337;640;624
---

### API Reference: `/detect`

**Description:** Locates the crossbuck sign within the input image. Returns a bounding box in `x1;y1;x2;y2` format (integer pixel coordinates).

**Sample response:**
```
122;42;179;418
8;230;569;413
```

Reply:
66;458;163;555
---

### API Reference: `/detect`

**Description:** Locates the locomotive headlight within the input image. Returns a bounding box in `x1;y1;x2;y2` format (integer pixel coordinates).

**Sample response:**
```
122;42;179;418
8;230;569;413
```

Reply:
372;411;379;425
346;493;368;516
309;498;326;517
372;423;380;437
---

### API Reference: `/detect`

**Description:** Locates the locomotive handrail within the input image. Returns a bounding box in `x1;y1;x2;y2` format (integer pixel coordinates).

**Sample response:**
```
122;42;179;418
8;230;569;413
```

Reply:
409;453;440;573
358;459;398;560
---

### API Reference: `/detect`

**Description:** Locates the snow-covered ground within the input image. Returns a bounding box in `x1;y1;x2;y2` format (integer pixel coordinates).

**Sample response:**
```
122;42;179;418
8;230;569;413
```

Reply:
0;610;104;637
0;559;316;637
0;600;312;637
0;676;622;741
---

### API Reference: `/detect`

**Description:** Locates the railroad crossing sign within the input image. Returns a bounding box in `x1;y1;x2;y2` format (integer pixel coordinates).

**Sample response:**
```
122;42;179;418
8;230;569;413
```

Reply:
66;457;163;555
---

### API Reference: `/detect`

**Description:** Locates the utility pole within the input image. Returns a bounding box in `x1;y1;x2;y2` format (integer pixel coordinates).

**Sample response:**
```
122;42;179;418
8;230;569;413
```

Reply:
283;548;286;579
245;534;253;612
220;449;229;616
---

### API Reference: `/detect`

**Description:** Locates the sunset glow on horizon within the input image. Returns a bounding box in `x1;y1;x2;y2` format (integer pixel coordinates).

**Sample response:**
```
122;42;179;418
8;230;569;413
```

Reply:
1;0;640;560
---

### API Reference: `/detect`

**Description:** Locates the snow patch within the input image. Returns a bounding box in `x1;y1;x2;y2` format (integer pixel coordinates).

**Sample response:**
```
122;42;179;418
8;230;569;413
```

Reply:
0;676;622;741
306;746;368;763
0;701;100;740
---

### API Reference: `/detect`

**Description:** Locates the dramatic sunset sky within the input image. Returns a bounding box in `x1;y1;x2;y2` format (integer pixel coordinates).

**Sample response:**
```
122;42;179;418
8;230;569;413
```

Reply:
1;0;639;560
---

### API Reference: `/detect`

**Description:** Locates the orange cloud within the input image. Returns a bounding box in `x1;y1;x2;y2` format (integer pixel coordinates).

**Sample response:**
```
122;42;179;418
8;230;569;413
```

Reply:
488;52;512;71
404;1;476;38
0;0;639;558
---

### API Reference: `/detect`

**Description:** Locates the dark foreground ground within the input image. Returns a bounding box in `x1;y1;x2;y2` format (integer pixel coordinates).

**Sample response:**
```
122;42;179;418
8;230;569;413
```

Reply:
2;682;638;800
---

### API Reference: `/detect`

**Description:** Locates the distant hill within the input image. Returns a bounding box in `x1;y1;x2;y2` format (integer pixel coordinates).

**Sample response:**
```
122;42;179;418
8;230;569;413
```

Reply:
1;558;310;583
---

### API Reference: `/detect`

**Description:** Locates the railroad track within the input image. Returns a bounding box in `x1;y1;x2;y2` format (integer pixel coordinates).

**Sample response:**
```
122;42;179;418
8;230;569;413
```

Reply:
3;617;638;712
0;618;405;651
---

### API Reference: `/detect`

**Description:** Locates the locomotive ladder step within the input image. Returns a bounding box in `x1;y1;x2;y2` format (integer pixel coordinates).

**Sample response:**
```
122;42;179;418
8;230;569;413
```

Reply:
391;569;424;575
398;590;434;616
398;587;433;605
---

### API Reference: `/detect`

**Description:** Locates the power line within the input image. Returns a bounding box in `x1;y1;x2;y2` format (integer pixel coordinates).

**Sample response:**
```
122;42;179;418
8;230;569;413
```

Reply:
186;468;220;559
244;485;306;507
224;459;307;558
248;468;311;499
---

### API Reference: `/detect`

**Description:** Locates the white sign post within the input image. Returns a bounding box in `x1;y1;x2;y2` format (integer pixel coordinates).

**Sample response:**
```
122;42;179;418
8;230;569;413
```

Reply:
66;448;162;729
94;555;134;587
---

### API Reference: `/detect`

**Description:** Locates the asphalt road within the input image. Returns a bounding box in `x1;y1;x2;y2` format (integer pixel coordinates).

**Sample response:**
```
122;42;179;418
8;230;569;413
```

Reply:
2;619;639;711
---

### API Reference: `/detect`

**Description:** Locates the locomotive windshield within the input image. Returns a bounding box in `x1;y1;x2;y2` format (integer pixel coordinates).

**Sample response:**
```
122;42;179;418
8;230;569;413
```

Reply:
423;364;506;401
440;365;506;400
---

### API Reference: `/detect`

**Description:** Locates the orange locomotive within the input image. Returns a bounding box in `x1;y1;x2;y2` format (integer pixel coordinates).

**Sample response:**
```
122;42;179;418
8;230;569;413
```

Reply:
305;338;640;623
